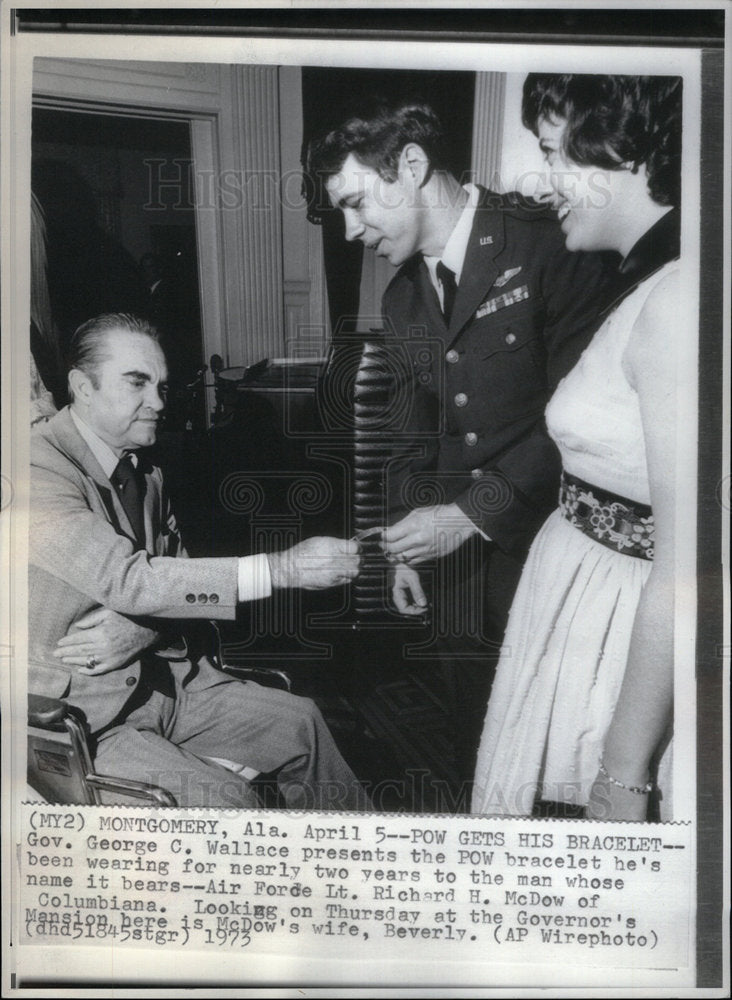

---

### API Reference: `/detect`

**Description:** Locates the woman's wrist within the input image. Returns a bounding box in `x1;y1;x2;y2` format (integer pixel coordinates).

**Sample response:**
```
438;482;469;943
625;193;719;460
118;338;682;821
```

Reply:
598;757;653;795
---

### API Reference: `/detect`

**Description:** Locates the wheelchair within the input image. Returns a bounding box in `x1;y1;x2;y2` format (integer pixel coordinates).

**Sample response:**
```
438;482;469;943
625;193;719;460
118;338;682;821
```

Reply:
27;660;292;807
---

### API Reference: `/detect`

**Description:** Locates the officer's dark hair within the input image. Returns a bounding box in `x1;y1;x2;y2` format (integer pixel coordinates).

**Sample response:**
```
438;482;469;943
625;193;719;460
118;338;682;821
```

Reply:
521;74;682;207
67;312;160;400
307;99;450;184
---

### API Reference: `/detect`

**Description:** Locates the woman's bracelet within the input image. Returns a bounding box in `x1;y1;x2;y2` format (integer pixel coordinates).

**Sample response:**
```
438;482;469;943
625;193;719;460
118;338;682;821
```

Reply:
598;758;654;795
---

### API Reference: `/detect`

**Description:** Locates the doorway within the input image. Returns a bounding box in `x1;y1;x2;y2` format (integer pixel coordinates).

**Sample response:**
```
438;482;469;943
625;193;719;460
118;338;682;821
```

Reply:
31;106;204;427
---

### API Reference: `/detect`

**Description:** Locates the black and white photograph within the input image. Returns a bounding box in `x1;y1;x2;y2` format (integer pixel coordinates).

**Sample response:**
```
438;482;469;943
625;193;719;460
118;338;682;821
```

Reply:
1;4;728;994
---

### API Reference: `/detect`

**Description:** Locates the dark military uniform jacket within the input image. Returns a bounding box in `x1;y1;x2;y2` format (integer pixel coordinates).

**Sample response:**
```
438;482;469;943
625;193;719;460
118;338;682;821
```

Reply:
382;186;618;560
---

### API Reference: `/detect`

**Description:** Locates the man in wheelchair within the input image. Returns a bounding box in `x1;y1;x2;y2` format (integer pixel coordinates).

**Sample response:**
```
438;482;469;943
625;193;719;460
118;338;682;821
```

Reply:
28;312;368;810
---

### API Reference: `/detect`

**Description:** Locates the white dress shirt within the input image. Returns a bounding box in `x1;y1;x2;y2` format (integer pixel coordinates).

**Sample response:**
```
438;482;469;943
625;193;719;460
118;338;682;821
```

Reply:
423;183;481;306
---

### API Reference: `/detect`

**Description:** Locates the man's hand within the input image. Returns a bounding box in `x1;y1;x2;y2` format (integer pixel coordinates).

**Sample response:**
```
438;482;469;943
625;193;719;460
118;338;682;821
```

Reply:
391;564;429;616
53;607;161;676
380;503;479;565
267;536;360;590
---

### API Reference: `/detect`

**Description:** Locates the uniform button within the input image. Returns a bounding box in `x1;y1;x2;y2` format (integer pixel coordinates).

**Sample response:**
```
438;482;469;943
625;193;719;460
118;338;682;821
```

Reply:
198;593;208;604
126;676;136;687
454;392;468;407
470;468;483;479
445;349;459;364
186;593;195;603
505;332;516;345
209;593;219;605
465;432;478;446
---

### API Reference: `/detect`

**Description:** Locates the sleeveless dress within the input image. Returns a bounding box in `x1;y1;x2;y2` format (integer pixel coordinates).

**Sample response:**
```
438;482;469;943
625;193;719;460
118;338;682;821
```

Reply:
471;261;677;818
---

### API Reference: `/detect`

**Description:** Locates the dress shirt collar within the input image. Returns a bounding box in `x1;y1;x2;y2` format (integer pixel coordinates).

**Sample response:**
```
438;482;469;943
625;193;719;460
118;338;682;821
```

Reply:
424;183;481;294
69;407;136;479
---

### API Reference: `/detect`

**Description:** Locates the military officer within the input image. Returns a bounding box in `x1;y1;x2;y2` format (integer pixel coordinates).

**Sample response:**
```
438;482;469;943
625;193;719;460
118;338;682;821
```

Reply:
308;99;618;792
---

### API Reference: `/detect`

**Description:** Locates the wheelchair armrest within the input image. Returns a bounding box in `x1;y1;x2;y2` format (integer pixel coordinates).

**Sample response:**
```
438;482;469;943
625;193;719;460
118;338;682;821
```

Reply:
221;664;292;692
210;622;292;692
28;694;72;730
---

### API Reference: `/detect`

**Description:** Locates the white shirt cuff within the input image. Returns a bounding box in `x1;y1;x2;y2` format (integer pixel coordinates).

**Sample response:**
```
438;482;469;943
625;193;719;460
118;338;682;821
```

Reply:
237;553;272;602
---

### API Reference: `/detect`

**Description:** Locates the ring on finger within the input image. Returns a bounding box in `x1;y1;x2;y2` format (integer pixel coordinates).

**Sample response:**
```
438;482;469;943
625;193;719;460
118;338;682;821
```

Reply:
86;654;99;669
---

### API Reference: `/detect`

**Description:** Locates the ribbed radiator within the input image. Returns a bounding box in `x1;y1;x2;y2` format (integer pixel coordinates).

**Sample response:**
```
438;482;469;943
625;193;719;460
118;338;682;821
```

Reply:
352;339;399;621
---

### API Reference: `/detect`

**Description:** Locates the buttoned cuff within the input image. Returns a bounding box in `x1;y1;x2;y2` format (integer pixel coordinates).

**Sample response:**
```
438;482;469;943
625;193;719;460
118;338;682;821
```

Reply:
237;553;272;602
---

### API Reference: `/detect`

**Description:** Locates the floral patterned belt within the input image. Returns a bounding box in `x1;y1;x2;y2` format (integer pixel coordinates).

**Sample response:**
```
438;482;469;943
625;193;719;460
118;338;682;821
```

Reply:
558;471;654;560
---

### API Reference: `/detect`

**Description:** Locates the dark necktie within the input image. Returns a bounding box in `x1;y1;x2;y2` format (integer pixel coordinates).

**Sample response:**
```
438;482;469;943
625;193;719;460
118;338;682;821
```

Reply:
436;261;457;326
111;455;146;548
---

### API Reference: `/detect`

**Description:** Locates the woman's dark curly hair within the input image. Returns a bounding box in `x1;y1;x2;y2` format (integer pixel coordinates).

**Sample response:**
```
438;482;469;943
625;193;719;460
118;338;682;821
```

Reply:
522;74;682;207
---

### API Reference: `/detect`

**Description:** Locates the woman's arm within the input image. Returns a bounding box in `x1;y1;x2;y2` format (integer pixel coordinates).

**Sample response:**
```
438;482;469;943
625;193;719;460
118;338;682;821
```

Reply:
587;269;679;821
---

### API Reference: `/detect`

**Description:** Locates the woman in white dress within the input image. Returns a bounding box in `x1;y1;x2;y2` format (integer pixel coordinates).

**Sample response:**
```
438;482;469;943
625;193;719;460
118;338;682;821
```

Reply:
472;75;682;822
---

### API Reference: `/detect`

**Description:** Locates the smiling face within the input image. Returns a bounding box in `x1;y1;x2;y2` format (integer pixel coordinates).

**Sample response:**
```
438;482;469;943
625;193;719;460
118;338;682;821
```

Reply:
325;152;425;267
537;117;620;254
74;330;168;456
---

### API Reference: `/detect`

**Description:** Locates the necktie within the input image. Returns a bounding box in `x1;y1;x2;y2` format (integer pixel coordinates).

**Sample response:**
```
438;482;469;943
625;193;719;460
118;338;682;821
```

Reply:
436;261;457;326
111;455;146;548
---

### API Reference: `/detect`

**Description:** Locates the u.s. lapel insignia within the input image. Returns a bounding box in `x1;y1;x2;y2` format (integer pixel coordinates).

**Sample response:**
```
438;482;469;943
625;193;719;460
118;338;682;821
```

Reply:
494;266;522;288
479;236;493;246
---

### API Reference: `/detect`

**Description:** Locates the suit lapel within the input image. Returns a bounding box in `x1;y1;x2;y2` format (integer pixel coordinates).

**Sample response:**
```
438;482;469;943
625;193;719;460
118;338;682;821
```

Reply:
138;455;157;554
49;408;142;548
448;190;506;342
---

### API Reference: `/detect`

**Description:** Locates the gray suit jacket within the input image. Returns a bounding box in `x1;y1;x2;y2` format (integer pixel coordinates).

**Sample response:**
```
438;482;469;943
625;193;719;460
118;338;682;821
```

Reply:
29;407;240;733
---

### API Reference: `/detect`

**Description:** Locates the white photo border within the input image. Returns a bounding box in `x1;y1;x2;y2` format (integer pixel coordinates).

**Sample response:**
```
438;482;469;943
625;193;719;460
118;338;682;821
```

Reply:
1;4;728;995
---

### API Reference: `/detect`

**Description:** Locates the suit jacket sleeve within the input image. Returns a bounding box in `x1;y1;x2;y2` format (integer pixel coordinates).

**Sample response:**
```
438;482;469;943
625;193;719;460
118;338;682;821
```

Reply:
30;447;240;620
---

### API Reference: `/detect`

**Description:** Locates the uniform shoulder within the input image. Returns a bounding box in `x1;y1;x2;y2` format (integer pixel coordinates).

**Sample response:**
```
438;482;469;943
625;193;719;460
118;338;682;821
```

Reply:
497;189;558;223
